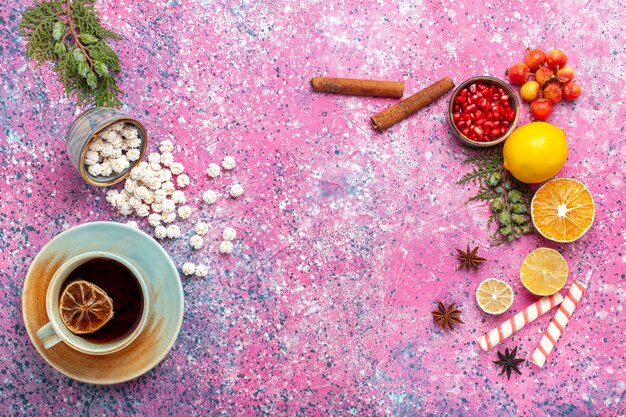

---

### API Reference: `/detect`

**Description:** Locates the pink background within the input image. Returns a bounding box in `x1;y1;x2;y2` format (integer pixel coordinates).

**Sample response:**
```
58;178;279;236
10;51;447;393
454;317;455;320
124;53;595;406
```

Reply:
1;0;625;415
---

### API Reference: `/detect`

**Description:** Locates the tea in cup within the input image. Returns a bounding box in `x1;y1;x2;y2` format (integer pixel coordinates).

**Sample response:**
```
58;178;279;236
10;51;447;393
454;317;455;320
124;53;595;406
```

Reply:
36;251;150;355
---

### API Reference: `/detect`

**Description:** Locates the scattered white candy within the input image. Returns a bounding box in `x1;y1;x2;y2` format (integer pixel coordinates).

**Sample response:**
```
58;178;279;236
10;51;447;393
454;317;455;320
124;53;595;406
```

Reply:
161;181;175;195
148;213;162;227
222;155;236;170
149;162;162;172
160;152;174;167
166;224;181;239
219;240;234;254
206;163;221;178
162;211;177;224
176;174;190;188
159;139;174;153
106;190;120;206
135;204;150;217
154;189;167;203
124;179;138;194
154;225;167;239
159;169;173;182
129;166;146;181
151;202;163;213
125;221;139;229
202;190;217;205
189;234;203;250
195;264;209;278
161;199;176;213
170;162;185;175
171;190;186;204
148;152;161;164
194;221;209;236
181;262;196;276
177;205;192;219
222;227;236;241
230;183;244;198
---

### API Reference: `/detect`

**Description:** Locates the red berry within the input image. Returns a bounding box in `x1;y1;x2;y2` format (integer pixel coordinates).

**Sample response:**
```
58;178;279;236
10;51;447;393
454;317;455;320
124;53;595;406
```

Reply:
543;82;563;104
546;49;568;70
530;98;553;120
524;49;547;71
507;63;530;85
562;82;581;100
535;66;555;85
557;66;575;84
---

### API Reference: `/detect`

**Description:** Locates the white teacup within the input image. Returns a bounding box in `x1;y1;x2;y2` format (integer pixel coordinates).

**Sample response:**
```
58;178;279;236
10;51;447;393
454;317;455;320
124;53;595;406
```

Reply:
36;251;150;355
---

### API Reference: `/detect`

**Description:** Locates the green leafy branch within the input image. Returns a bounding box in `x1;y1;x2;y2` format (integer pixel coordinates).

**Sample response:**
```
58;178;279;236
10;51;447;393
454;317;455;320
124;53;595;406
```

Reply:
458;150;535;243
20;0;123;108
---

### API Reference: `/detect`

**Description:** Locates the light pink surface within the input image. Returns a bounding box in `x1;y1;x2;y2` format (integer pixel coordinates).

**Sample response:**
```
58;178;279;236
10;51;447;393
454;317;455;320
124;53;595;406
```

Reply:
1;0;625;415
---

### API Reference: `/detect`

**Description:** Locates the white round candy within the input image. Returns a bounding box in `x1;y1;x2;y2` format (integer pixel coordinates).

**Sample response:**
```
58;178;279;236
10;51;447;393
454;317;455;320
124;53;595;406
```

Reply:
229;183;244;198
202;190;217;205
206;163;221;178
222;227;237;241
219;240;233;254
222;155;236;170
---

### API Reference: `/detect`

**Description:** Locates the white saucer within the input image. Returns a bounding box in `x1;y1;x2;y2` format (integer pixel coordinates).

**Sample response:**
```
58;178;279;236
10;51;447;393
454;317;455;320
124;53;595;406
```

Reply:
22;222;184;385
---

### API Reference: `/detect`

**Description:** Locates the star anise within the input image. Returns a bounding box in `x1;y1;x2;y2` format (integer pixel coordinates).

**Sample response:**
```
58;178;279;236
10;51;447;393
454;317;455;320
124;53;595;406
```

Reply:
456;245;487;269
431;301;464;330
493;346;525;380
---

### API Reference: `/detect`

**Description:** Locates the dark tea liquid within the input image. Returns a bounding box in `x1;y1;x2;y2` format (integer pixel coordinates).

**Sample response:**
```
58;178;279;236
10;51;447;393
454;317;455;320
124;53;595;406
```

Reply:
62;257;144;343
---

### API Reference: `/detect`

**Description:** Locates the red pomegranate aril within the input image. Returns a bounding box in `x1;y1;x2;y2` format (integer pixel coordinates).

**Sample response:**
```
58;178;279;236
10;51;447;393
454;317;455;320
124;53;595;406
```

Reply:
452;81;517;143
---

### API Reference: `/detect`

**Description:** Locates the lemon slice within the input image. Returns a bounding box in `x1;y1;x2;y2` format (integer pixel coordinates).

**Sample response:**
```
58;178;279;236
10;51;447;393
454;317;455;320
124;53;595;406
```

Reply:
520;248;568;296
59;280;114;334
476;278;514;315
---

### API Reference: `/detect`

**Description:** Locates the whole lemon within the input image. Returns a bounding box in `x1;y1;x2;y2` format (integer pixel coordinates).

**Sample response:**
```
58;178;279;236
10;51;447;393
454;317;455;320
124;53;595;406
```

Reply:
503;122;567;183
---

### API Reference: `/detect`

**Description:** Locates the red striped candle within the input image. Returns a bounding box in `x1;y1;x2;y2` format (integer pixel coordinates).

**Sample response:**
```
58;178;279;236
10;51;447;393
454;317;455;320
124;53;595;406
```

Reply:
530;280;587;368
477;293;564;351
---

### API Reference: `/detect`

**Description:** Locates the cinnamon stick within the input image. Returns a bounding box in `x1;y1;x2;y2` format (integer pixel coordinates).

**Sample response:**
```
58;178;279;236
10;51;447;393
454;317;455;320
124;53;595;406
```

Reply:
311;77;404;98
370;77;455;131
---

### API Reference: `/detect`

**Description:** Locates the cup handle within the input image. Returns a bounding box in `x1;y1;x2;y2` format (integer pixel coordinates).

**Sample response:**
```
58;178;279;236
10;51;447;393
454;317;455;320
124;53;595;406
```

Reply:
36;323;62;349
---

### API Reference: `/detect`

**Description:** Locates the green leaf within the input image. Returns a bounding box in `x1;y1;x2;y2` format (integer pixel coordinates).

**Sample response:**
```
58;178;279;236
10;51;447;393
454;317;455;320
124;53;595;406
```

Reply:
72;48;85;62
77;61;89;77
79;33;98;44
86;71;97;89
93;60;108;76
54;42;66;55
52;21;64;40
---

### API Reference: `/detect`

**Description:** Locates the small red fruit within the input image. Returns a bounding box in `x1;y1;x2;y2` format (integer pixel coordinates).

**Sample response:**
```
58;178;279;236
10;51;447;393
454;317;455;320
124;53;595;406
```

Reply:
546;49;568;70
524;49;547;71
520;81;540;102
507;63;530;85
530;98;553;120
557;66;575;84
543;82;563;104
562;82;581;100
535;66;555;85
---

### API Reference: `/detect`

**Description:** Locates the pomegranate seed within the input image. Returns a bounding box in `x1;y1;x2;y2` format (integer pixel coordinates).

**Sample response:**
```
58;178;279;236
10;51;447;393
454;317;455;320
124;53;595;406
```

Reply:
466;104;477;112
457;120;466;128
469;83;477;93
484;121;494;129
500;95;509;103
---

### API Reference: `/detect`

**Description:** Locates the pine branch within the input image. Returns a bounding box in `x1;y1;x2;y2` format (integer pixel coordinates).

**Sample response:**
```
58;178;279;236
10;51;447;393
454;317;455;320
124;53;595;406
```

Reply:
20;0;123;108
458;150;535;243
